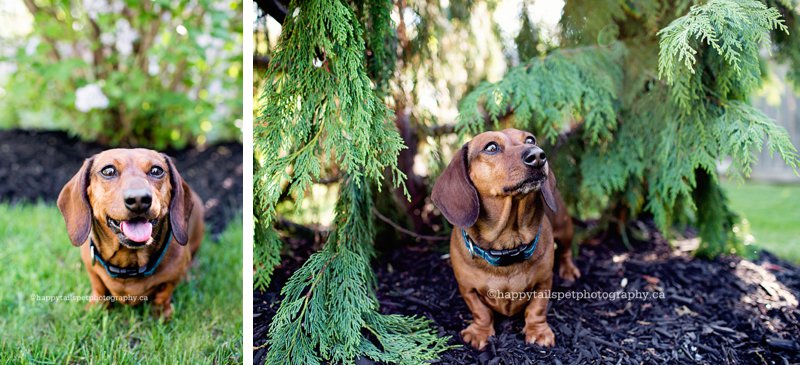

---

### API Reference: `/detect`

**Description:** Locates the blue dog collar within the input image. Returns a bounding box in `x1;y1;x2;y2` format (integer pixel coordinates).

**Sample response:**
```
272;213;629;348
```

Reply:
461;224;542;266
90;225;172;279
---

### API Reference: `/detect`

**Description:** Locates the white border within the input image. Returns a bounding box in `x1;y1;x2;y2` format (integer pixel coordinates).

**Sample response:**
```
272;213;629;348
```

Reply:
242;1;255;364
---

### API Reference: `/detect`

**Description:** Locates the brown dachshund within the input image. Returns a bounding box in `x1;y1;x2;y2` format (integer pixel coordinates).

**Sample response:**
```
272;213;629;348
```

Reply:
432;129;580;350
58;149;204;318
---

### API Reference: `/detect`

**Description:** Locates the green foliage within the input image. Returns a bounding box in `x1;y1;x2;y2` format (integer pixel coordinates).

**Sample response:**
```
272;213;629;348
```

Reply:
716;101;800;179
265;179;449;364
658;0;787;110
515;10;541;61
354;0;396;93
559;0;627;46
692;169;743;258
254;0;447;363
457;43;625;145
254;218;282;290
0;0;243;149
254;0;405;224
458;0;799;257
766;0;800;87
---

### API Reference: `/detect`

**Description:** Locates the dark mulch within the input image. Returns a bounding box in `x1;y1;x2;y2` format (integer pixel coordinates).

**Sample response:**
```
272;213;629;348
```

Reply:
254;223;800;364
0;129;242;234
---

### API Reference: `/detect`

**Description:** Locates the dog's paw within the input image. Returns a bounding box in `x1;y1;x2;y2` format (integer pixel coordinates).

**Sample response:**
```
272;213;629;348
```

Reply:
85;295;110;310
558;260;581;283
461;323;495;351
152;302;174;320
84;301;106;311
524;323;555;347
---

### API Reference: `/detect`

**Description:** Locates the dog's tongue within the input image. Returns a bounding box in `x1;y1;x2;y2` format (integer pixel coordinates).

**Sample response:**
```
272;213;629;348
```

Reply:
120;220;153;243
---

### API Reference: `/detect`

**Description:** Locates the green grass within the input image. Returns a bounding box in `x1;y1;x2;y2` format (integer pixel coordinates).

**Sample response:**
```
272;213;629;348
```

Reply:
0;203;242;364
723;181;800;264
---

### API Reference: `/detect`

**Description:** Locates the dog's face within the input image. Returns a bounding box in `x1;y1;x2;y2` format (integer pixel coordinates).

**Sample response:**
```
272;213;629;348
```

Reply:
432;128;557;228
90;149;172;248
58;148;193;248
467;129;549;197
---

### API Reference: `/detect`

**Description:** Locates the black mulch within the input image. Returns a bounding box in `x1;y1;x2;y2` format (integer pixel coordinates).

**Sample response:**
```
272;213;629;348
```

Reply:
254;224;800;364
0;129;242;234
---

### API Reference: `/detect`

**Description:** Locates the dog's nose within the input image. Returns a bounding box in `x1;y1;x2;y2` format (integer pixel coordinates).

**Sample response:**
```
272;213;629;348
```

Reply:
124;188;152;213
522;147;546;168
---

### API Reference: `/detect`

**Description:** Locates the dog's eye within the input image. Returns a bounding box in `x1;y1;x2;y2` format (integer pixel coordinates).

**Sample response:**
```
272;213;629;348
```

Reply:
149;166;165;178
483;142;499;154
100;165;117;178
525;136;536;145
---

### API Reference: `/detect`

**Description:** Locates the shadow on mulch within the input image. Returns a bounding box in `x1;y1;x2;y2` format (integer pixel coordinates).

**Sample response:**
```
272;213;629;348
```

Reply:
254;223;800;364
0;129;242;234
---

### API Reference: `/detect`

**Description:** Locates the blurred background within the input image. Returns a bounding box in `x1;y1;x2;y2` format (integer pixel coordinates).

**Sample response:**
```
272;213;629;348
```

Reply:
1;0;243;149
254;0;799;263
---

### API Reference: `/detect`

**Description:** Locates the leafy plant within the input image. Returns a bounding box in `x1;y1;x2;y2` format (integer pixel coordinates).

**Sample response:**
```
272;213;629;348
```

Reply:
254;0;800;362
457;0;799;257
254;0;447;363
0;0;243;149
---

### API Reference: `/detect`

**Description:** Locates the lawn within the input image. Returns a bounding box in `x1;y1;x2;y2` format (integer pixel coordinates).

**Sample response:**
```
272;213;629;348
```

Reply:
0;203;242;364
723;181;800;263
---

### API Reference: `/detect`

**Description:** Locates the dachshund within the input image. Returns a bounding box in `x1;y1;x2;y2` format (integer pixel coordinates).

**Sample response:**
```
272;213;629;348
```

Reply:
432;129;579;350
58;148;203;318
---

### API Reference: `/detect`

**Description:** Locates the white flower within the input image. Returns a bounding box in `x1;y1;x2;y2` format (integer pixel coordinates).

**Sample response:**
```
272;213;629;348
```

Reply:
208;79;223;98
114;19;139;56
75;84;109;112
83;0;110;20
56;41;74;58
147;56;160;76
25;38;40;56
212;1;230;12
196;33;213;48
110;0;125;13
0;62;18;80
100;33;115;46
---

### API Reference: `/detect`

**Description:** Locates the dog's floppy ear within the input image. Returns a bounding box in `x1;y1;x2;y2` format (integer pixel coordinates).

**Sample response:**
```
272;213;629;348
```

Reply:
57;157;94;246
163;154;193;246
432;143;480;228
541;165;558;214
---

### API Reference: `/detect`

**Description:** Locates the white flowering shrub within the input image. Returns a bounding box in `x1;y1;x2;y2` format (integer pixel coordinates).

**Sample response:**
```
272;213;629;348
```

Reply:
0;0;243;149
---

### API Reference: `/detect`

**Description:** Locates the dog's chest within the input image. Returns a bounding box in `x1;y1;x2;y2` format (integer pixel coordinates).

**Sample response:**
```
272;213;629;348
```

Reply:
478;272;537;316
102;277;160;301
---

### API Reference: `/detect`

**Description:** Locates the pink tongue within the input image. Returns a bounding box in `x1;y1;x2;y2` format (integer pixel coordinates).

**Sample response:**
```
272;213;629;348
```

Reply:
120;220;153;243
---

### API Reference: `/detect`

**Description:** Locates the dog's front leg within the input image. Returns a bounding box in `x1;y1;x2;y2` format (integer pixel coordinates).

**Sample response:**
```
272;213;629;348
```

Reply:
460;288;495;350
523;275;555;347
151;282;176;319
85;267;109;309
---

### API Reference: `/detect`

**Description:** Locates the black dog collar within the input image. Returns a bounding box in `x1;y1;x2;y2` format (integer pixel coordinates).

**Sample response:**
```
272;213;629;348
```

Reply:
90;225;172;279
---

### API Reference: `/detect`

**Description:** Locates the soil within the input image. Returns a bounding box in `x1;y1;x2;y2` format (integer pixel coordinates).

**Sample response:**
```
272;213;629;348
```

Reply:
254;222;800;364
0;129;242;234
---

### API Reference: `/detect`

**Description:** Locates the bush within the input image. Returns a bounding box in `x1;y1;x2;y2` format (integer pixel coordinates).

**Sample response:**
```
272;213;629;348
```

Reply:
0;0;243;149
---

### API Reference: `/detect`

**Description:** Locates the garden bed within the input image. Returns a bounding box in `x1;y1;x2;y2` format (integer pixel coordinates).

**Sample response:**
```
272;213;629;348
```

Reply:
0;129;242;234
255;223;800;364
